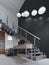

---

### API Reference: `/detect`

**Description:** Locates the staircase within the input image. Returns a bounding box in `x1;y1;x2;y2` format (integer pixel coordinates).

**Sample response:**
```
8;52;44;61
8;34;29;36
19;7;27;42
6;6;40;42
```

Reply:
1;20;47;61
28;47;47;60
17;26;47;61
16;33;47;61
0;20;47;61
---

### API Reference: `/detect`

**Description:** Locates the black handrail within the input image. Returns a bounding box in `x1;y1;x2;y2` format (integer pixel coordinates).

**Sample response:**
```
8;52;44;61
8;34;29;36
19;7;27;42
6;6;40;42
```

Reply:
18;26;40;40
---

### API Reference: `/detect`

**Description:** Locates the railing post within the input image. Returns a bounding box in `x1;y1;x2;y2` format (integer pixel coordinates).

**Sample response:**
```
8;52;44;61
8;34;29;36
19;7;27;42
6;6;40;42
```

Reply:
33;37;36;60
25;32;27;42
25;32;27;57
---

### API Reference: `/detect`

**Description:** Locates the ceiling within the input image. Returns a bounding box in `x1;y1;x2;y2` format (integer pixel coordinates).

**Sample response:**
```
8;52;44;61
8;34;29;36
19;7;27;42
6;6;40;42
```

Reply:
0;0;25;15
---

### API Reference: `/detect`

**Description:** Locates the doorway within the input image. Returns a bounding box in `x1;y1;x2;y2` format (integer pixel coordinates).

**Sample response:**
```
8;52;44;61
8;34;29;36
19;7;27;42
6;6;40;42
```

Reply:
0;31;5;54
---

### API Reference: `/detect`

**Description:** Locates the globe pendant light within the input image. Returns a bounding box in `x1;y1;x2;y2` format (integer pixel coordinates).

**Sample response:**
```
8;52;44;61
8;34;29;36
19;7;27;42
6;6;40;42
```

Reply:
38;6;46;15
21;12;25;17
17;13;21;17
31;10;37;16
24;11;29;17
31;0;37;16
38;0;46;15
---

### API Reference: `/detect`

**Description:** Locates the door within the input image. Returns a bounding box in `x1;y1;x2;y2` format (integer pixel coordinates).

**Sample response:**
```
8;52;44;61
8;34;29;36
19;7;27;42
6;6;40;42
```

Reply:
0;31;5;54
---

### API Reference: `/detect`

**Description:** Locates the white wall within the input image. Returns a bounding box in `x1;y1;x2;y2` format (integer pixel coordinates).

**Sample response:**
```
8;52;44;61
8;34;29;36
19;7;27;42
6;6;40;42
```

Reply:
0;5;19;49
0;0;25;49
5;33;13;49
13;36;20;46
0;5;18;33
5;33;19;49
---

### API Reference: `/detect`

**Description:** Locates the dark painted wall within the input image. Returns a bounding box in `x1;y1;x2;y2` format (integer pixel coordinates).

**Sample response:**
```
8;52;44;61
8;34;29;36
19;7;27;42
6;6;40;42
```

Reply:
18;0;49;57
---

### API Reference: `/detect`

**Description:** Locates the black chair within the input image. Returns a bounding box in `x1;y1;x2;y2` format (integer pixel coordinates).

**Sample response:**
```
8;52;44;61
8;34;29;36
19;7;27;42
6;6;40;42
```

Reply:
18;39;25;45
6;48;13;56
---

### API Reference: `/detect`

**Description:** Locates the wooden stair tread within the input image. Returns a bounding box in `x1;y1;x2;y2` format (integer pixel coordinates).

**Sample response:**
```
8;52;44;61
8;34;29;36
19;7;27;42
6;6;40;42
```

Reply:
28;52;43;54
16;55;30;62
32;54;47;58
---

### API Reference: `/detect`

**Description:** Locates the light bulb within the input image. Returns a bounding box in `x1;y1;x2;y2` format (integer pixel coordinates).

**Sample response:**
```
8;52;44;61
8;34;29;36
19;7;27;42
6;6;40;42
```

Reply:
38;6;46;15
7;35;13;40
21;12;25;17
17;13;21;17
31;10;37;16
24;11;29;17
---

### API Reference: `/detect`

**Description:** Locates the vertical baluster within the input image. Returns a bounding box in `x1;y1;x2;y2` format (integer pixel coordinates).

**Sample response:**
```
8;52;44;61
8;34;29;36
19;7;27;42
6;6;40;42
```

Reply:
25;32;27;42
33;37;36;60
25;32;27;57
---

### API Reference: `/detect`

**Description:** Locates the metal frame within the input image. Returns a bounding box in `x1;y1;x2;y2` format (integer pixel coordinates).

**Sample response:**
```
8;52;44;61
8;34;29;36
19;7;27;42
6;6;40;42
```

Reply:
18;26;40;60
18;26;40;40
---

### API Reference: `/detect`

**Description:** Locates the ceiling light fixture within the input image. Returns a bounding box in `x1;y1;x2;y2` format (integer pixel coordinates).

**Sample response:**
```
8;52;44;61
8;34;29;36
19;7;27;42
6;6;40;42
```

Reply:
31;10;37;16
21;12;25;17
23;11;30;17
17;13;21;17
7;35;13;40
38;6;46;15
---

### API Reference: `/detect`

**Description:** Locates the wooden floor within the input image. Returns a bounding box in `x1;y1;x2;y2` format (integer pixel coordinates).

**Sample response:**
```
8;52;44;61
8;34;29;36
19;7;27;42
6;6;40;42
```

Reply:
16;54;31;62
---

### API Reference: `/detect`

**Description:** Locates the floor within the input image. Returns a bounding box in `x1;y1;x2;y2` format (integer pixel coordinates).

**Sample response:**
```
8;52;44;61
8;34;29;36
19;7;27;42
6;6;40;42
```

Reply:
0;54;49;65
37;58;49;65
0;54;38;65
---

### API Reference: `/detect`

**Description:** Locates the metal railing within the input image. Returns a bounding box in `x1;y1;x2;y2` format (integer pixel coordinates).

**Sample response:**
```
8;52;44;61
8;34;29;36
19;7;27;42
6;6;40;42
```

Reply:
18;26;40;40
18;26;40;60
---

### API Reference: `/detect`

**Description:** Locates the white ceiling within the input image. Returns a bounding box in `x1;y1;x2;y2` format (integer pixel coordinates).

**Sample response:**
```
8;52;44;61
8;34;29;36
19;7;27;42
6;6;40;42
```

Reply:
0;0;25;32
0;0;25;15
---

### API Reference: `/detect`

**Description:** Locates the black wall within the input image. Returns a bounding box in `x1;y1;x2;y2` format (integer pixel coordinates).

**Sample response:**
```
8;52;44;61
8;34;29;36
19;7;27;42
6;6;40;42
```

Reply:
18;0;49;57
